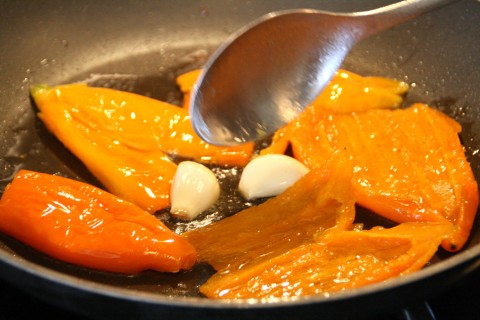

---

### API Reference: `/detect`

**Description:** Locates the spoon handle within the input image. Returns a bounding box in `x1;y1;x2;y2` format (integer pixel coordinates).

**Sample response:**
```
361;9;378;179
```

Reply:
355;0;460;36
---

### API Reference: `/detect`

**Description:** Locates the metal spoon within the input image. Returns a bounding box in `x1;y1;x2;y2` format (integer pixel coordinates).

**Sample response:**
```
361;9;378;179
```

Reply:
189;0;458;146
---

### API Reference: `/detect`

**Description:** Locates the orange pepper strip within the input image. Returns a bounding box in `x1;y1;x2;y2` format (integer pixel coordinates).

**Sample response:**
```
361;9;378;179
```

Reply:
31;84;253;212
0;170;197;274
311;69;409;113
262;103;479;252
176;69;202;109
200;222;453;299
177;69;407;113
183;152;355;271
260;69;408;157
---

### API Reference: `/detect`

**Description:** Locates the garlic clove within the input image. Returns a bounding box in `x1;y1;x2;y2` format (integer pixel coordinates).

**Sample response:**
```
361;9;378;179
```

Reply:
170;161;220;220
238;154;310;200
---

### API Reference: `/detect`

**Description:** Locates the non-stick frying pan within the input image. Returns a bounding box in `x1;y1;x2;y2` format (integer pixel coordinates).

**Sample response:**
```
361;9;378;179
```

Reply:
0;0;479;319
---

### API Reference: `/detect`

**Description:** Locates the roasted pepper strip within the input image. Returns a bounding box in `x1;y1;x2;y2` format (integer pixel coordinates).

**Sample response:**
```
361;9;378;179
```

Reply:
31;84;253;212
200;222;453;299
311;69;408;113
183;152;355;271
176;69;202;109
262;103;479;251
0;170;197;274
177;69;408;113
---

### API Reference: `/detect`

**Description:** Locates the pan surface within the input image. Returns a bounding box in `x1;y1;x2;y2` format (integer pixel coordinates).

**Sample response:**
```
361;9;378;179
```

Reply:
0;0;479;319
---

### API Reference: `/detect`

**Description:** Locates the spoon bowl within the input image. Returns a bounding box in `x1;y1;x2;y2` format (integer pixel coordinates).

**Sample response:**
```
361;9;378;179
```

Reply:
190;0;458;146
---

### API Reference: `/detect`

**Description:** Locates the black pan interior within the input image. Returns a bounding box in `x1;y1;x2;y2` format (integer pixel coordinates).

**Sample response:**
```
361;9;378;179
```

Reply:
0;0;479;319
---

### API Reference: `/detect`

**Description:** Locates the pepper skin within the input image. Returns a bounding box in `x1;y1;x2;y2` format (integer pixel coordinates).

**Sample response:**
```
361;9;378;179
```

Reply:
0;170;197;274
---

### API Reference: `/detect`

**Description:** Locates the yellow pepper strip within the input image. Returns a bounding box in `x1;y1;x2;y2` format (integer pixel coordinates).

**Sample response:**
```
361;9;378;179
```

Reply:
311;69;409;113
183;152;356;271
200;222;453;299
31;84;254;213
262;103;478;252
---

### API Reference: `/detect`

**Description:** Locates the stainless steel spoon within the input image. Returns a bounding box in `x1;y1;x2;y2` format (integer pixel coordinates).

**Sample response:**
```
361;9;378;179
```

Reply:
189;0;458;146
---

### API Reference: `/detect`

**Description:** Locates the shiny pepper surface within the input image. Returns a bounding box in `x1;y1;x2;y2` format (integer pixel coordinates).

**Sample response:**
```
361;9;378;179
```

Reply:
0;170;197;273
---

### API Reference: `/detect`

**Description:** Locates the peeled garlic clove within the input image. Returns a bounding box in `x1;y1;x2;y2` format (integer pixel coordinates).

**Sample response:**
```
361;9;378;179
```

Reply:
238;154;310;200
170;161;220;220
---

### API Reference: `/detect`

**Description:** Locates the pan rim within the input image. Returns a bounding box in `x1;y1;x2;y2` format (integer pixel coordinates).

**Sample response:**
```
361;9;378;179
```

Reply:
0;0;479;314
0;234;479;310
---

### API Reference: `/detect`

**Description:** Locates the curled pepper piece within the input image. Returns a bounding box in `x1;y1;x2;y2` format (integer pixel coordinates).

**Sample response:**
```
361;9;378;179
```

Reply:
311;69;409;113
177;69;407;113
183;152;355;271
176;69;202;109
31;84;253;212
200;222;453;299
262;103;478;252
0;170;197;274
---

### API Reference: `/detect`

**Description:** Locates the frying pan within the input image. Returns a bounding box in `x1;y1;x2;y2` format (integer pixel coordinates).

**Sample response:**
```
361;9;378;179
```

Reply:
1;0;479;319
